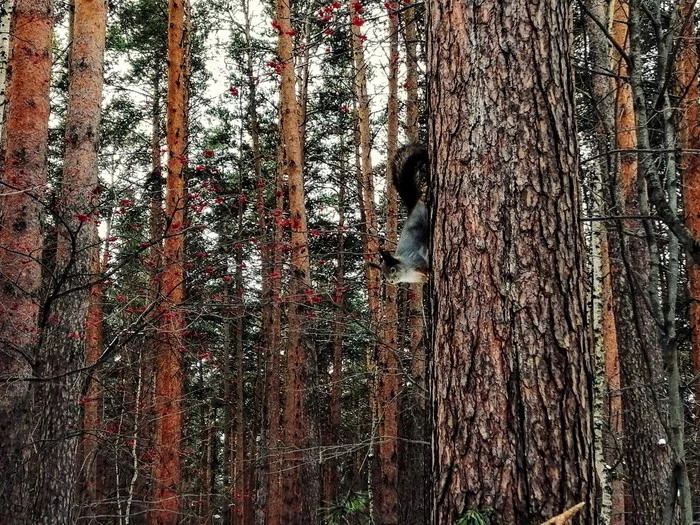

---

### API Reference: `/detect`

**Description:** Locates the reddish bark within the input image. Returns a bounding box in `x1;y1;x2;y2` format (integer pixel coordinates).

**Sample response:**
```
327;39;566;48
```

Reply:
372;10;400;524
150;0;189;521
0;0;52;517
83;246;107;515
31;0;106;520
275;1;319;522
428;0;594;522
607;2;670;522
676;0;700;414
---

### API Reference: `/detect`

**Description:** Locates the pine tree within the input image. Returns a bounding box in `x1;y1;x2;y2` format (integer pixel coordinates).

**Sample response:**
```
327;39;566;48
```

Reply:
0;0;53;519
427;0;594;522
150;0;190;520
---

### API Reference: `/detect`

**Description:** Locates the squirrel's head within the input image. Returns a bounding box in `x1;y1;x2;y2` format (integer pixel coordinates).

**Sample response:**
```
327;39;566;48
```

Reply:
379;251;428;285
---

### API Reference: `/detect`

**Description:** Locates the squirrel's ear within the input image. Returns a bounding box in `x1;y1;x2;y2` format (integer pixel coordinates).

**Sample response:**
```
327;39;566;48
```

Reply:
379;250;399;264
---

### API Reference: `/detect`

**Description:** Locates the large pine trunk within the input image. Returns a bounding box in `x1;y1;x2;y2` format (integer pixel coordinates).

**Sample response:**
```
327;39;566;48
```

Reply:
427;1;594;523
0;0;52;519
31;0;106;520
150;0;189;520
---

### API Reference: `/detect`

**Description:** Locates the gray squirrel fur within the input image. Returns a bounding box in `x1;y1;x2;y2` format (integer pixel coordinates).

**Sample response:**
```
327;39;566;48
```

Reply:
380;144;429;284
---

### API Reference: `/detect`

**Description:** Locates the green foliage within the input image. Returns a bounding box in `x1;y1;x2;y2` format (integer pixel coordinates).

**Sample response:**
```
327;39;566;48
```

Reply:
322;492;370;525
456;509;494;525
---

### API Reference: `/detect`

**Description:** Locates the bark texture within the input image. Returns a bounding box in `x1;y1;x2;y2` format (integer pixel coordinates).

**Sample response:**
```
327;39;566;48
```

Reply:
150;0;189;520
677;0;700;414
31;0;106;520
581;1;624;522
275;1;319;522
606;2;671;523
0;0;52;518
427;1;594;523
372;9;400;524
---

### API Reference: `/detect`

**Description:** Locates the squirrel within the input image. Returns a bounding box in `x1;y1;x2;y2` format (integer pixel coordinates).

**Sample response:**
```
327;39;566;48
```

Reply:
380;144;429;284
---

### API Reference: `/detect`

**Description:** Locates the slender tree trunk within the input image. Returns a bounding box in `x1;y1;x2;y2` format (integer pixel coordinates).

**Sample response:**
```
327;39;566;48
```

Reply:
30;0;106;520
655;4;694;523
372;10;400;524
322;141;347;508
150;0;189;520
604;2;671;523
233;201;248;524
0;0;52;518
349;3;385;519
264;163;285;525
677;0;700;415
275;2;319;522
675;0;700;520
82;242;108;520
0;0;13;141
139;66;162;516
223;283;235;525
427;1;594;522
581;1;624;522
399;5;428;521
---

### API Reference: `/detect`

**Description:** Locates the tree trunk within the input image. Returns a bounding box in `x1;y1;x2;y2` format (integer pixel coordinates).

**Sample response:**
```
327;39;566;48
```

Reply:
427;1;594;522
150;0;189;520
677;0;700;415
233;200;248;523
31;0;106;520
275;2;319;522
603;2;671;524
82;243;107;519
0;0;13;142
0;0;52;518
372;9;400;524
581;1;624;522
349;4;385;520
323;149;346;508
399;5;428;521
264;160;285;525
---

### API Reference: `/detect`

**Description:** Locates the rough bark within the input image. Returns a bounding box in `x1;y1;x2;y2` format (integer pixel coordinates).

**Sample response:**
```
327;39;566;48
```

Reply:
427;1;594;523
0;0;52;518
150;0;189;520
30;0;106;520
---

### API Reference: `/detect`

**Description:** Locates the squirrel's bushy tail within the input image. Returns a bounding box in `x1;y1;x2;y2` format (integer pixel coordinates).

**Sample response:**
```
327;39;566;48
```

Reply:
393;144;428;210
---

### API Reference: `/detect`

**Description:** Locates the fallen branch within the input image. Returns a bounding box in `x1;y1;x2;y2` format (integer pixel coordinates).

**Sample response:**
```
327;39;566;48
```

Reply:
540;502;585;525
